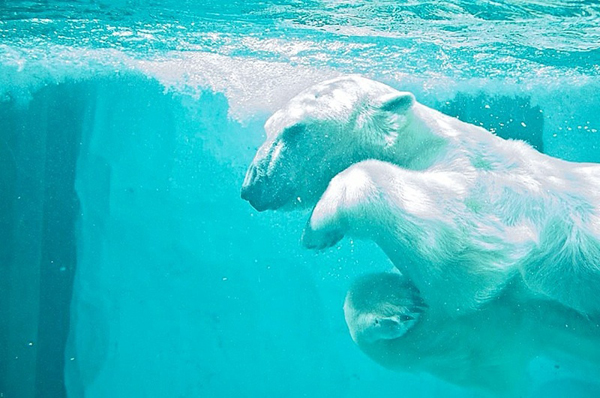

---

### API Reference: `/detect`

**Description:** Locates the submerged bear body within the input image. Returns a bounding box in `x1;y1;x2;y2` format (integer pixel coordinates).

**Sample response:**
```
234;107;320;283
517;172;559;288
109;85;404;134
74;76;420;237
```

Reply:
344;273;600;392
242;75;600;317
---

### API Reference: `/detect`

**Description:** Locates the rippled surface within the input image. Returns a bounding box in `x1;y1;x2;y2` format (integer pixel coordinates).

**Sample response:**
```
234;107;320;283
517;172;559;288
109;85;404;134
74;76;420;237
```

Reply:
1;0;599;81
1;0;599;117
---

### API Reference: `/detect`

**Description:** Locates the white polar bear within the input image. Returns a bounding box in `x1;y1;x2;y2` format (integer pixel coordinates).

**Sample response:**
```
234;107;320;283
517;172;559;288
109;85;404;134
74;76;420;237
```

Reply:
344;272;600;392
304;159;600;317
241;75;600;317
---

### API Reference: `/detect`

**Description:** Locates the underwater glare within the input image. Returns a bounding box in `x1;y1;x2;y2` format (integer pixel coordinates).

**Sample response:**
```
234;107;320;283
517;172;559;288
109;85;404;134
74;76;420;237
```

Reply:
1;0;600;397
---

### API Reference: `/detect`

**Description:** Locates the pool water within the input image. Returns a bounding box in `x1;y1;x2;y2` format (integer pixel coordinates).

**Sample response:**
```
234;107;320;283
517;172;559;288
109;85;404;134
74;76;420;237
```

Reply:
1;1;599;397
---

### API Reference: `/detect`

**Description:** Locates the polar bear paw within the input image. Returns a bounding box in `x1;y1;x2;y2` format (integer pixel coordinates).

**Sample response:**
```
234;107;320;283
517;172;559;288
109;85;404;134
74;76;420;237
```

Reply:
302;182;349;249
302;198;348;249
302;162;379;250
303;221;346;250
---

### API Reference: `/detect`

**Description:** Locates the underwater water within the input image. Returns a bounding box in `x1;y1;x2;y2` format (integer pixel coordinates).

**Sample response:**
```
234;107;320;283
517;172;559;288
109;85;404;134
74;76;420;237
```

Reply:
1;0;600;397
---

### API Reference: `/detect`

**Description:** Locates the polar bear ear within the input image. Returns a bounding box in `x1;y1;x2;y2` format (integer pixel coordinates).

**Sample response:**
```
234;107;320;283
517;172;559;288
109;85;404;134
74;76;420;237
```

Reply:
375;92;415;114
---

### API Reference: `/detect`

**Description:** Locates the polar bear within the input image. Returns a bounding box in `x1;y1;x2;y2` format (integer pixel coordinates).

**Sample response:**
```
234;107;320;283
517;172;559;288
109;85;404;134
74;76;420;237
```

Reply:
241;75;421;211
345;272;600;392
303;159;600;317
241;75;600;317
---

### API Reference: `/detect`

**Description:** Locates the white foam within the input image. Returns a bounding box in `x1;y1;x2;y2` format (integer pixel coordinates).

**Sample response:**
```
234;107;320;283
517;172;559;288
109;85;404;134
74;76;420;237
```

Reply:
137;52;340;119
0;44;340;119
1;43;599;124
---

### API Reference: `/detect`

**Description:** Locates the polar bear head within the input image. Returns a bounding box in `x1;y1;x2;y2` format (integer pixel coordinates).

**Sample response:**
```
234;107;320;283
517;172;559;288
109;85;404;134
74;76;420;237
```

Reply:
241;75;415;211
344;272;427;344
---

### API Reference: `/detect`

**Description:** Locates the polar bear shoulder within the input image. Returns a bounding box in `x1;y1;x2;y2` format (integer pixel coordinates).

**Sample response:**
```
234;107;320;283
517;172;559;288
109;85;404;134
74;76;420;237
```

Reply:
305;158;600;317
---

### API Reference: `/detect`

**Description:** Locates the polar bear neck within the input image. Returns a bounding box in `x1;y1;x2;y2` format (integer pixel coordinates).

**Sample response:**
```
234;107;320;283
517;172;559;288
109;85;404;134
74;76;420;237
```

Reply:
376;102;512;173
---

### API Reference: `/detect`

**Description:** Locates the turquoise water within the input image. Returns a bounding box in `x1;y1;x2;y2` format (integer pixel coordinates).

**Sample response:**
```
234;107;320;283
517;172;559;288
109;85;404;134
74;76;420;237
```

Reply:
1;1;599;397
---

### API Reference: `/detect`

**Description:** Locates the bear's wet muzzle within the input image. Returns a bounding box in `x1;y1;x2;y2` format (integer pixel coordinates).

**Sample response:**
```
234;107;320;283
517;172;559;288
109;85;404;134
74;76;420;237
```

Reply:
241;163;294;211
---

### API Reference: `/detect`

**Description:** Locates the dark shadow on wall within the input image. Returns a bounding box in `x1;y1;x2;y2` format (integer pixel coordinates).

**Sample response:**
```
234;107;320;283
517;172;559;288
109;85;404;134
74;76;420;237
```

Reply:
0;83;90;398
438;93;544;152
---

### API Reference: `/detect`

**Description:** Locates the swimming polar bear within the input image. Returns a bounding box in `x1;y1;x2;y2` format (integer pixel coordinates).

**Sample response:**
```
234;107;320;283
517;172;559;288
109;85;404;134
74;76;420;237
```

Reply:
303;159;600;316
344;272;600;392
241;75;600;317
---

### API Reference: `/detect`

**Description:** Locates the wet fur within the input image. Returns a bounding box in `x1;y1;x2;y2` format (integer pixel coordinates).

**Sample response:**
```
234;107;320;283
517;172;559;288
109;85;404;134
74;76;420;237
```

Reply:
243;75;600;317
345;273;600;392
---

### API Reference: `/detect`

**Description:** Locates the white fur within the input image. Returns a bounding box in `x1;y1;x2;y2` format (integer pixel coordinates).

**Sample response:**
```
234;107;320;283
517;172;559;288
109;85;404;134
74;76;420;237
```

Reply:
241;75;417;211
242;75;600;317
305;158;600;317
345;273;600;392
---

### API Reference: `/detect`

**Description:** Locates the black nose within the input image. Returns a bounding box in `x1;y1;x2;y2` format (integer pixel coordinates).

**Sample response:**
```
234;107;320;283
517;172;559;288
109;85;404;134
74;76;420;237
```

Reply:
240;163;289;212
241;185;270;212
241;173;270;211
240;183;253;202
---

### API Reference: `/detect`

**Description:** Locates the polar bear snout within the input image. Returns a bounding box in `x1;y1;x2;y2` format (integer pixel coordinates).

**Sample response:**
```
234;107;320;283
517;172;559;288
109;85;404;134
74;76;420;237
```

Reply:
241;180;285;212
241;161;296;211
241;169;276;212
241;163;263;206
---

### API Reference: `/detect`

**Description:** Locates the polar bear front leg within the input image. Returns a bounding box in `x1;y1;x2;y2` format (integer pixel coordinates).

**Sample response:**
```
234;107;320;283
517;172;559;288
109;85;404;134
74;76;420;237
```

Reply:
302;164;377;250
302;185;349;250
